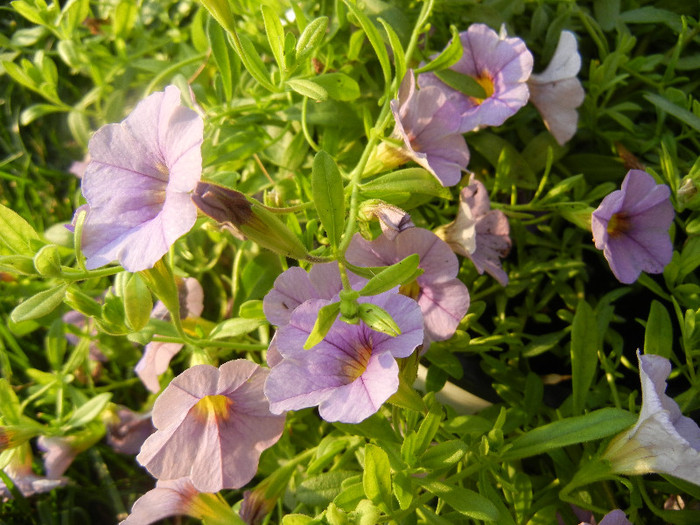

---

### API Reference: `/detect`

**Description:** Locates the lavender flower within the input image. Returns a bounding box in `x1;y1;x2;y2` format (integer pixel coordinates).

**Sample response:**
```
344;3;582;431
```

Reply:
346;228;469;347
79;85;203;272
603;351;700;486
528;31;585;145
37;423;105;478
439;175;511;285
385;70;470;187
264;292;424;423
1;444;67;502
359;201;415;241
581;509;632;525
137;360;285;492
105;407;156;455
135;277;204;393
420;24;533;132
591;170;674;284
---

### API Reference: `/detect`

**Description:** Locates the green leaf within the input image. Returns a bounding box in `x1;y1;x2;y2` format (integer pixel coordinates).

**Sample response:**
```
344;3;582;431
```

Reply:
359;254;421;297
312;151;345;249
502;408;637;460
0;255;37;275
358;303;400;336
420;440;467;470
304;301;340;350
359;168;451;203
207;16;234;101
20;103;65;125
296;16;328;60
261;5;285;72
122;273;153;332
434;69;486;99
297;471;356;506
312;73;360;101
11;284;68;323
343;0;391;90
392;472;413;510
64;393;112;429
286;78;328;101
229;32;277;93
33;244;62;277
414;401;443;456
644;300;672;359
0;203;41;255
363;444;392;512
0;379;23;424
571;300;598;415
140;260;180;320
378;17;405;83
209;318;267;340
644;93;700;132
415;25;463;74
415;479;499;521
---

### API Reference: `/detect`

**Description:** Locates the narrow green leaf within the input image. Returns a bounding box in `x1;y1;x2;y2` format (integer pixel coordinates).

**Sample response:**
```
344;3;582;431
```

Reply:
228;32;277;92
65;393;112;429
644;300;673;359
415;25;463;74
312;151;345;249
414;402;443;456
207;17;234;101
312;72;360;101
261;5;285;71
644;93;700;132
359;254;421;297
415;479;499;521
363;444;392;512
420;440;467;470
392;472;413;510
304;301;340;349
139;259;180;320
286;78;328;101
434;68;486;99
11;284;68;323
209;318;267;340
358;303;400;336
571;300;598;415
0;203;41;255
359;168;451;202
123;273;153;332
502;408;637;460
20;103;65;125
296;16;328;59
377;17;406;83
343;0;391;89
0;379;23;424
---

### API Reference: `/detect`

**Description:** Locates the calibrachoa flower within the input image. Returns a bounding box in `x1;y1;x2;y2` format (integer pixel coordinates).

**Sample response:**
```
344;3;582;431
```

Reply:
528;30;585;145
438;175;511;286
137;360;285;492
120;477;239;525
78;85;203;272
591;170;674;284
1;444;67;502
580;509;632;525
346;228;470;346
359;201;415;241
420;24;533;132
383;70;470;187
135;277;204;393
602;351;700;486
37;422;104;478
264;292;424;424
105;406;156;455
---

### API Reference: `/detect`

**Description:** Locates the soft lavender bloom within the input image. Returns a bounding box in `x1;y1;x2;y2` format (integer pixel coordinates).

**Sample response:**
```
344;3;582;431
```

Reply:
603;351;700;485
120;477;238;525
1;444;67;502
388;70;470;186
346;228;469;347
37;423;105;478
106;407;156;455
137;360;285;492
78;85;203;272
264;292;424;424
135;277;204;393
580;509;632;525
528;31;585;145
420;24;533;132
591;170;674;284
68;155;89;179
360;201;415;241
440;176;511;285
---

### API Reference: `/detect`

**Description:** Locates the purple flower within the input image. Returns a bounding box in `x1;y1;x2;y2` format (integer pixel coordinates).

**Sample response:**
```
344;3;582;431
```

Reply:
420;24;533;132
264;292;424;423
346;228;470;347
359;201;415;241
37;423;105;478
591;170;674;284
603;351;700;485
1;444;67;502
120;477;239;525
79;85;203;272
137;360;285;492
439;176;511;286
388;70;470;187
528;31;585;145
581;509;632;525
135;277;204;393
106;407;156;455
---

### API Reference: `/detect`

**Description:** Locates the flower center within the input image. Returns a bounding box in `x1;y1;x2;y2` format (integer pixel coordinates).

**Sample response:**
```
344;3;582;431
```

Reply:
607;213;631;238
399;279;421;300
192;394;233;423
471;72;495;105
342;340;373;382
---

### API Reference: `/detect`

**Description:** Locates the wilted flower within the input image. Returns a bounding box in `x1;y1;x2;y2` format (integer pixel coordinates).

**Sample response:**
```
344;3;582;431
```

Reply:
346;228;469;347
1;444;67;502
438;175;511;285
37;422;104;478
120;477;239;525
603;351;700;486
264;292;424;423
382;70;470;187
591;170;674;284
137;360;285;492
135;277;204;393
78;85;203;272
420;24;533;132
528;30;585;145
105;407;156;455
359;201;415;241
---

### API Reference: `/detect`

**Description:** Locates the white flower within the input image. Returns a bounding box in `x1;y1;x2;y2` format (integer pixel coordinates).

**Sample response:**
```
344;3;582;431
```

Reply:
528;31;585;145
603;351;700;486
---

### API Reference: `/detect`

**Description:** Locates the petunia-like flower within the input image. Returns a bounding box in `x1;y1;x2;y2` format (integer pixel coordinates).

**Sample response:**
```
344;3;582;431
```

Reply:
439;176;511;286
384;70;470;187
78;85;203;272
105;406;156;455
580;509;632;525
591;170;674;284
346;228;469;347
120;477;239;525
602;351;700;486
420;24;533;132
264;292;424;424
137;359;285;492
1;444;67;502
135;277;204;393
359;201;415;241
528;30;585;145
